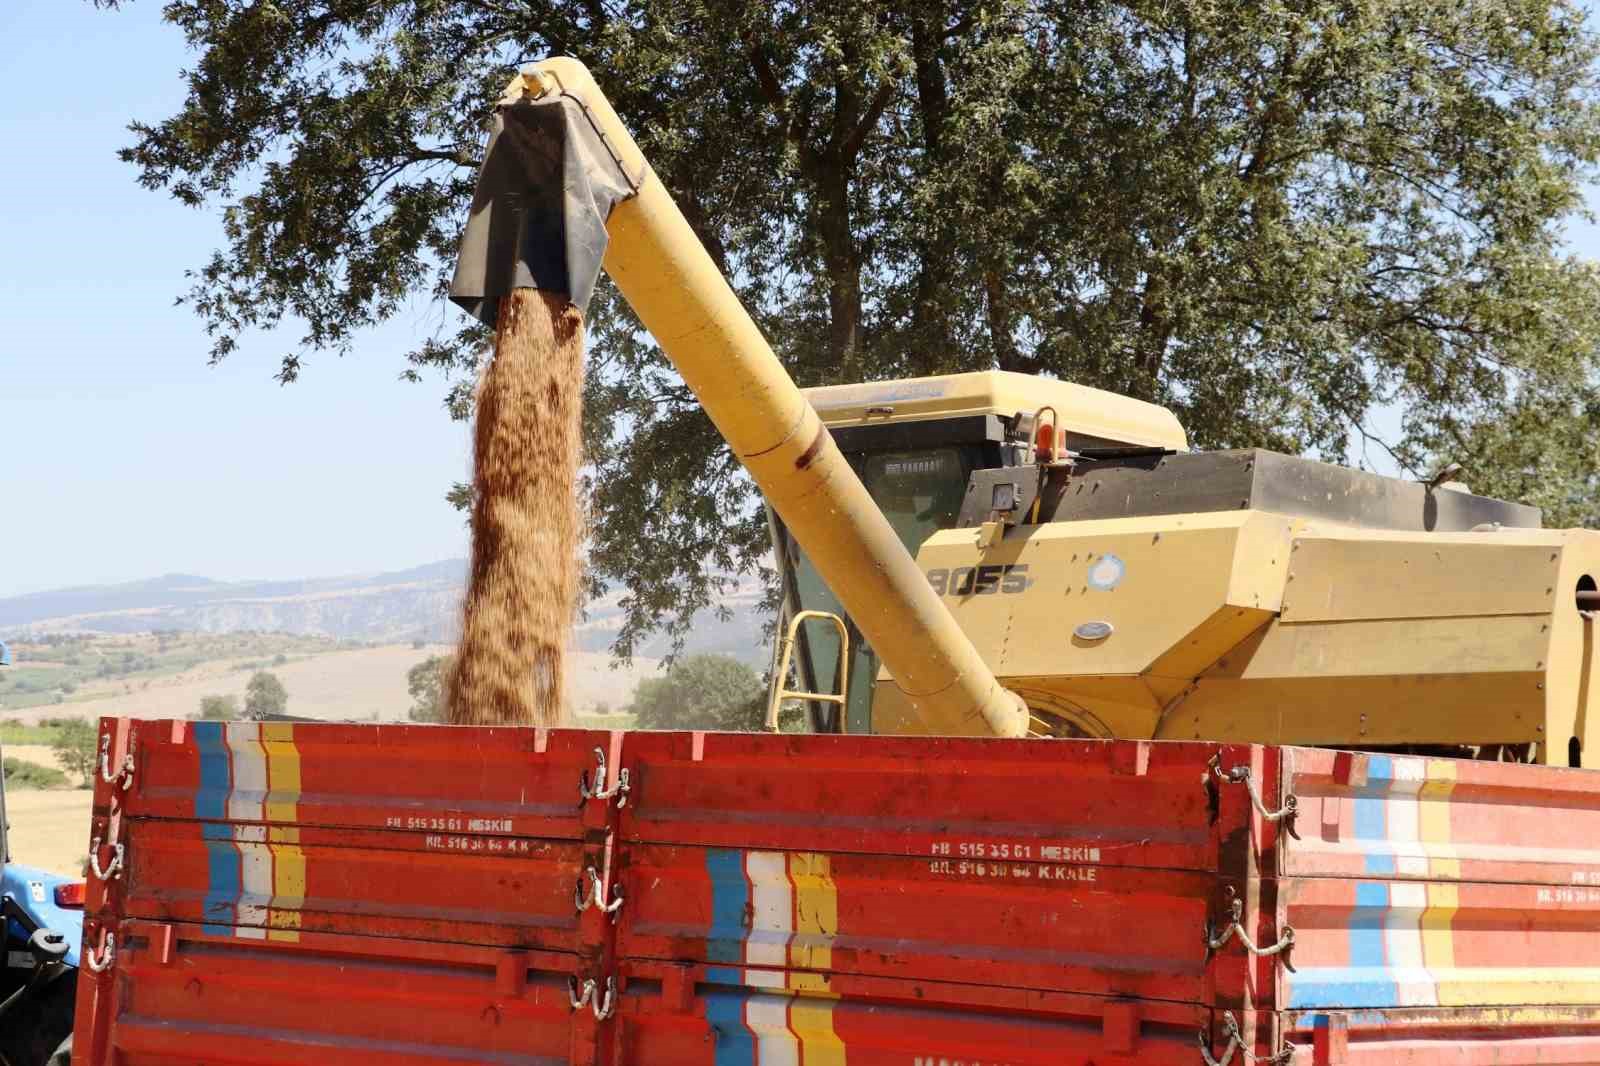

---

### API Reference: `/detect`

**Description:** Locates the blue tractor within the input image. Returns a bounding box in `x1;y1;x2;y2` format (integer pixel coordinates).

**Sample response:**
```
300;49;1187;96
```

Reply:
0;640;81;1066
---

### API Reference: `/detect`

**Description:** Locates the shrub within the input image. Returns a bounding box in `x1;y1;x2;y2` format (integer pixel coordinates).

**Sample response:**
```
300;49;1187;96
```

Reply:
3;757;68;789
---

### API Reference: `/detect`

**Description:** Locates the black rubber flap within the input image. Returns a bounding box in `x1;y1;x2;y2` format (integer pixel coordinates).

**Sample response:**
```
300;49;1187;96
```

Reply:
450;93;635;323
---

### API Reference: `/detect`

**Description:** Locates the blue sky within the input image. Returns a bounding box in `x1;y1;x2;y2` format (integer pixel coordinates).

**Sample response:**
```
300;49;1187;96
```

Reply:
5;2;1600;599
0;0;474;597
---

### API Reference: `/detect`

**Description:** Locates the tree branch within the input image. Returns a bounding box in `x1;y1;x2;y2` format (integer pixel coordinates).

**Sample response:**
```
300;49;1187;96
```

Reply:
841;76;898;162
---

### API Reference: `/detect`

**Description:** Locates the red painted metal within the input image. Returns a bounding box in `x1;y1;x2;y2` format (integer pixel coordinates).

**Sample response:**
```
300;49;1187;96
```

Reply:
119;818;585;947
1282;748;1600;885
71;722;1600;1066
618;731;1261;870
122;719;615;840
618;841;1216;1002
1259;1007;1600;1065
79;920;584;1065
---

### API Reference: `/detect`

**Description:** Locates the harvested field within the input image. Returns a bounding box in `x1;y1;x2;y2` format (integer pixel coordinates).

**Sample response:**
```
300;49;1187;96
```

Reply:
6;789;94;878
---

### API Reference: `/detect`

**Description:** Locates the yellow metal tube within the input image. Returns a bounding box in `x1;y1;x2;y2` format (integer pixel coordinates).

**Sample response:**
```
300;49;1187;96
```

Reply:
522;58;1028;737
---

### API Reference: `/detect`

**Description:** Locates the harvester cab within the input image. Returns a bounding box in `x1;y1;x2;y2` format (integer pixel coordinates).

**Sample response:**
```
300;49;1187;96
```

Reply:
770;372;1186;735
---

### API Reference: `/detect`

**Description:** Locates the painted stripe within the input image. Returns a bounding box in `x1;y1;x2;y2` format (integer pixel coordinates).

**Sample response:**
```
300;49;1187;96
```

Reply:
790;997;846;1066
1388;757;1427;878
706;849;749;966
233;825;271;940
260;722;301;823
1385;881;1436;1006
705;991;756;1066
224;722;267;821
261;723;305;942
1289;881;1400;1009
1356;756;1395;875
266;826;305;942
788;851;838;1000
223;724;271;937
192;723;239;935
746;851;793;975
194;721;231;821
745;994;798;1066
1418;759;1460;880
1421;882;1458;979
701;848;851;1063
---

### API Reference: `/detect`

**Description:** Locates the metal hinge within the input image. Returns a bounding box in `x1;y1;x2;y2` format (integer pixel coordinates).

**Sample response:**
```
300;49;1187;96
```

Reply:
579;747;630;807
568;975;617;1020
1208;754;1298;837
99;733;136;793
574;866;624;919
1206;897;1296;970
1199;1011;1295;1065
89;834;125;882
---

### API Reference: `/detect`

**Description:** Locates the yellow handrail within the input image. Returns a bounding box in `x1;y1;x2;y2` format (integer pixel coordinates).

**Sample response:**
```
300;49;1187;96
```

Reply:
765;610;850;733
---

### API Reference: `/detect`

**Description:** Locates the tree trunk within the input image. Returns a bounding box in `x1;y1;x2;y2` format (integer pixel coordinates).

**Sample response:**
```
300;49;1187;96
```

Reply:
907;5;956;368
815;166;863;367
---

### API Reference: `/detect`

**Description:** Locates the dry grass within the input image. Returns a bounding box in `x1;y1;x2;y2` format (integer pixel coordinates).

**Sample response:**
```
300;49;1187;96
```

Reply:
449;289;584;726
6;643;657;727
6;789;94;878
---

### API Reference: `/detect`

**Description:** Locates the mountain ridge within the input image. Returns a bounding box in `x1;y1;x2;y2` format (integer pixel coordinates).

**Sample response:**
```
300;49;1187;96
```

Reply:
0;561;769;663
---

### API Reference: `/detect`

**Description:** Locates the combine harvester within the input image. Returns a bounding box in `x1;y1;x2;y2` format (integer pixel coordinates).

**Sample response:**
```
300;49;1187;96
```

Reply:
73;61;1600;1065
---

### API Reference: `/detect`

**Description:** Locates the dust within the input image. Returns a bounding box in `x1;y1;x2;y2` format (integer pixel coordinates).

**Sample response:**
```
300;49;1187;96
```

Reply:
447;288;583;726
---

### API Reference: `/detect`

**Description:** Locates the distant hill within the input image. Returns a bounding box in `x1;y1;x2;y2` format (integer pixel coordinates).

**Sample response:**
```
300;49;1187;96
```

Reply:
0;561;771;664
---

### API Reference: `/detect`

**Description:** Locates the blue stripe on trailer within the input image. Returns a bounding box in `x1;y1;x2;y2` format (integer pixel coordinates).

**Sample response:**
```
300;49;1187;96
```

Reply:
704;990;756;1066
1289;881;1399;1009
192;723;239;935
705;848;749;966
1356;755;1395;875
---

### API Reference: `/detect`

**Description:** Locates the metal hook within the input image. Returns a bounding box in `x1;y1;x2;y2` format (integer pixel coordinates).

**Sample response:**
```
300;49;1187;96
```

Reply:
1208;754;1298;836
89;837;125;882
98;734;135;790
578;748;630;807
567;976;595;1011
84;932;116;974
1206;898;1296;970
574;866;624;917
591;976;616;1020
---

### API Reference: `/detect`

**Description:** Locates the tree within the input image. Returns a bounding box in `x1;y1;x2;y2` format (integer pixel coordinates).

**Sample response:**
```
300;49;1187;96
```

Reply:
50;719;97;788
630;654;766;732
406;654;454;723
199;694;239;720
244;671;288;719
100;0;1600;655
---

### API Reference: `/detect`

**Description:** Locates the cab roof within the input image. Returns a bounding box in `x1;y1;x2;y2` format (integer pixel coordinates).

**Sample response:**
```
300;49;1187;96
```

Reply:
803;371;1188;451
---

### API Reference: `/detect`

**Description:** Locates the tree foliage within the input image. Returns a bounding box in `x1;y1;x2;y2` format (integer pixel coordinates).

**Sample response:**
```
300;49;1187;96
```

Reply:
630;654;766;731
407;653;454;723
199;694;240;720
50;719;98;788
244;671;288;718
101;0;1600;654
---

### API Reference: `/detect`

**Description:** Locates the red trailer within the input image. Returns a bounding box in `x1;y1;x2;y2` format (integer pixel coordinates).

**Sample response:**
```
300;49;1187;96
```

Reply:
73;719;1600;1064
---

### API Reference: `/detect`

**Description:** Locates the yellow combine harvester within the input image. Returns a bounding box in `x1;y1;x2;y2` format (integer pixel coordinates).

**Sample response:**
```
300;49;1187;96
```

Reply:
782;372;1595;768
455;60;1600;768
